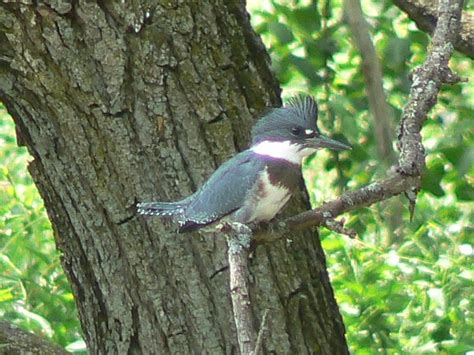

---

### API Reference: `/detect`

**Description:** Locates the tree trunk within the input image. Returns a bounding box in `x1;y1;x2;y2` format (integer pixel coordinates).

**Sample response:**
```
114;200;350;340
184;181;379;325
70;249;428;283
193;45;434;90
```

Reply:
0;1;347;353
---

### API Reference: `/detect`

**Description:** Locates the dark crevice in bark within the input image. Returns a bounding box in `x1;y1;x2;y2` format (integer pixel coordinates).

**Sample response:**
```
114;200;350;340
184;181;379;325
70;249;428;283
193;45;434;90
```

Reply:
226;0;281;107
210;265;229;280
187;237;230;351
127;306;142;354
263;245;301;354
0;1;349;353
167;107;198;192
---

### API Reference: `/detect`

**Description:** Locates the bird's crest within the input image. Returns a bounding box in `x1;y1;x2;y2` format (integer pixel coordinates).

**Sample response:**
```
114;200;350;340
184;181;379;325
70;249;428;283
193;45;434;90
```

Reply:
285;95;318;123
251;95;319;144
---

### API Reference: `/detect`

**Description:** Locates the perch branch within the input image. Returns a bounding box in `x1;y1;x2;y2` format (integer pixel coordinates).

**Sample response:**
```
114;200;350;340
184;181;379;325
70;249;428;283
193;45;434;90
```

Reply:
267;0;463;237
228;1;462;352
225;223;257;354
287;174;419;231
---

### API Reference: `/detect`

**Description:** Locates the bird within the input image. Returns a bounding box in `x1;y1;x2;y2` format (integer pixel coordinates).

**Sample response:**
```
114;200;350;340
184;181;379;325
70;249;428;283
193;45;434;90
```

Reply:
137;95;350;232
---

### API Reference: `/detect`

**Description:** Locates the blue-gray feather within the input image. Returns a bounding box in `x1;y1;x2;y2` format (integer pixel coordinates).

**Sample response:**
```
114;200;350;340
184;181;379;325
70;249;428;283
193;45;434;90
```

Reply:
286;95;318;123
179;150;265;231
138;95;323;232
137;201;187;216
251;95;318;144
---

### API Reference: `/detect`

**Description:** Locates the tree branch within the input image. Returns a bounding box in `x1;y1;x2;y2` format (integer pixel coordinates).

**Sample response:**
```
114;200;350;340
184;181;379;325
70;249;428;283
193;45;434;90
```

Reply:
343;0;396;163
225;223;257;354
267;0;463;237
253;309;269;355
287;174;420;230
393;0;473;58
228;1;463;351
397;0;463;175
0;321;70;355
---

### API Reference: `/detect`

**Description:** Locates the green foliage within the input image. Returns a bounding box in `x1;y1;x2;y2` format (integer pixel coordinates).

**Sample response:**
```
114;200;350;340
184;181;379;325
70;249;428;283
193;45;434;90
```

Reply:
1;0;472;353
0;105;84;351
250;0;473;353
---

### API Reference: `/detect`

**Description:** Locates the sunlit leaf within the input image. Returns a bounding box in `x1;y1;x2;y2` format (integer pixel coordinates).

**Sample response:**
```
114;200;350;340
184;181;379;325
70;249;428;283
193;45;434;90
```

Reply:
268;22;294;44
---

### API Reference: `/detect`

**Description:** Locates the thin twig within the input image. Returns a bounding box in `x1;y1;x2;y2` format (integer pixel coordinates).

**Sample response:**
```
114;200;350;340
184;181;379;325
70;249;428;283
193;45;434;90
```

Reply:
275;0;463;235
286;174;420;231
323;217;357;238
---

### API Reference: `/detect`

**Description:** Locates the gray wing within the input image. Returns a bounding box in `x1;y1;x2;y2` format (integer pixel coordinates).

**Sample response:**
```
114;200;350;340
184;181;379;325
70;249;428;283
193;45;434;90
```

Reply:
179;150;263;231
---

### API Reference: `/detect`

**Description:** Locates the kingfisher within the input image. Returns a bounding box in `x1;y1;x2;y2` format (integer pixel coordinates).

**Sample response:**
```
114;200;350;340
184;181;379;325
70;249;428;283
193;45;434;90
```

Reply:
137;95;350;232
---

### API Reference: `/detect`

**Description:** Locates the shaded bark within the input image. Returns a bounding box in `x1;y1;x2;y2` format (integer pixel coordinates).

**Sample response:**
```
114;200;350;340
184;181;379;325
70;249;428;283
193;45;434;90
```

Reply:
0;321;70;355
393;0;473;58
0;1;347;354
226;227;256;354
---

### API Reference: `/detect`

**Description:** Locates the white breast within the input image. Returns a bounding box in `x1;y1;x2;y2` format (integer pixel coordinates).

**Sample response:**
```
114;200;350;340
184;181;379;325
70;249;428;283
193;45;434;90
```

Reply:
251;140;317;165
248;168;291;222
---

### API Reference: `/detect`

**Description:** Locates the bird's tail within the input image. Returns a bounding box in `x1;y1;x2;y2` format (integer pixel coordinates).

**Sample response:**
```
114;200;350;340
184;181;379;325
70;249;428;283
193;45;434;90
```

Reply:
136;201;186;217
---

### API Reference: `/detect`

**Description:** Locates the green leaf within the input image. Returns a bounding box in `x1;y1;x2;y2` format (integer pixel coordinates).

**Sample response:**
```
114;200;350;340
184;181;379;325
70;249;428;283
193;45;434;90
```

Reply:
430;317;452;342
291;4;321;34
268;22;294;44
0;287;15;302
454;180;474;201
421;159;445;197
289;55;323;84
383;37;411;70
389;294;411;313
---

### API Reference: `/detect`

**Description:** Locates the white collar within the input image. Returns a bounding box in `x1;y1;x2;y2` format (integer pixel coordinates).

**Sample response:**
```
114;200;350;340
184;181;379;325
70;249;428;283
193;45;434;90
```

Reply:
251;140;316;165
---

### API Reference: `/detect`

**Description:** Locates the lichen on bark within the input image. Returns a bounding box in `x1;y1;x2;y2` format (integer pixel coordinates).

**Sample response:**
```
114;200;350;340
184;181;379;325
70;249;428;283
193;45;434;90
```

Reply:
0;1;347;354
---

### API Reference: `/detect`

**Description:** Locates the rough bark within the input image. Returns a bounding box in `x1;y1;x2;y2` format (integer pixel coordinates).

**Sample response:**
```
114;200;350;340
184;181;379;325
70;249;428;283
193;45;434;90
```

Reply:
226;227;256;354
261;0;463;240
0;321;70;355
0;1;347;354
393;0;473;58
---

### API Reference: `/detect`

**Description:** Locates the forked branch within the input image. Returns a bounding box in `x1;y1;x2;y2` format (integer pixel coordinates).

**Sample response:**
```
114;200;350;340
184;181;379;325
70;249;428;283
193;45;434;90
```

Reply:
281;0;463;236
230;1;463;353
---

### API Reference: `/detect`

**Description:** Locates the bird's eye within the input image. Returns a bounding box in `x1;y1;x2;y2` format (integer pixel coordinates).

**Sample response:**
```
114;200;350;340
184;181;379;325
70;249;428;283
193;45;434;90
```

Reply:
291;127;302;136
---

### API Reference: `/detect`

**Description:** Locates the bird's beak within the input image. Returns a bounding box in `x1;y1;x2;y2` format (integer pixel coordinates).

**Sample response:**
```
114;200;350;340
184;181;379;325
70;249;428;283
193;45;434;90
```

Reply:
307;135;351;151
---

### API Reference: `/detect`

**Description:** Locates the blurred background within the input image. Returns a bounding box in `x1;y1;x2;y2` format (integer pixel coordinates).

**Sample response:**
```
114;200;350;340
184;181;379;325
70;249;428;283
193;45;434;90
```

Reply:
1;0;472;353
